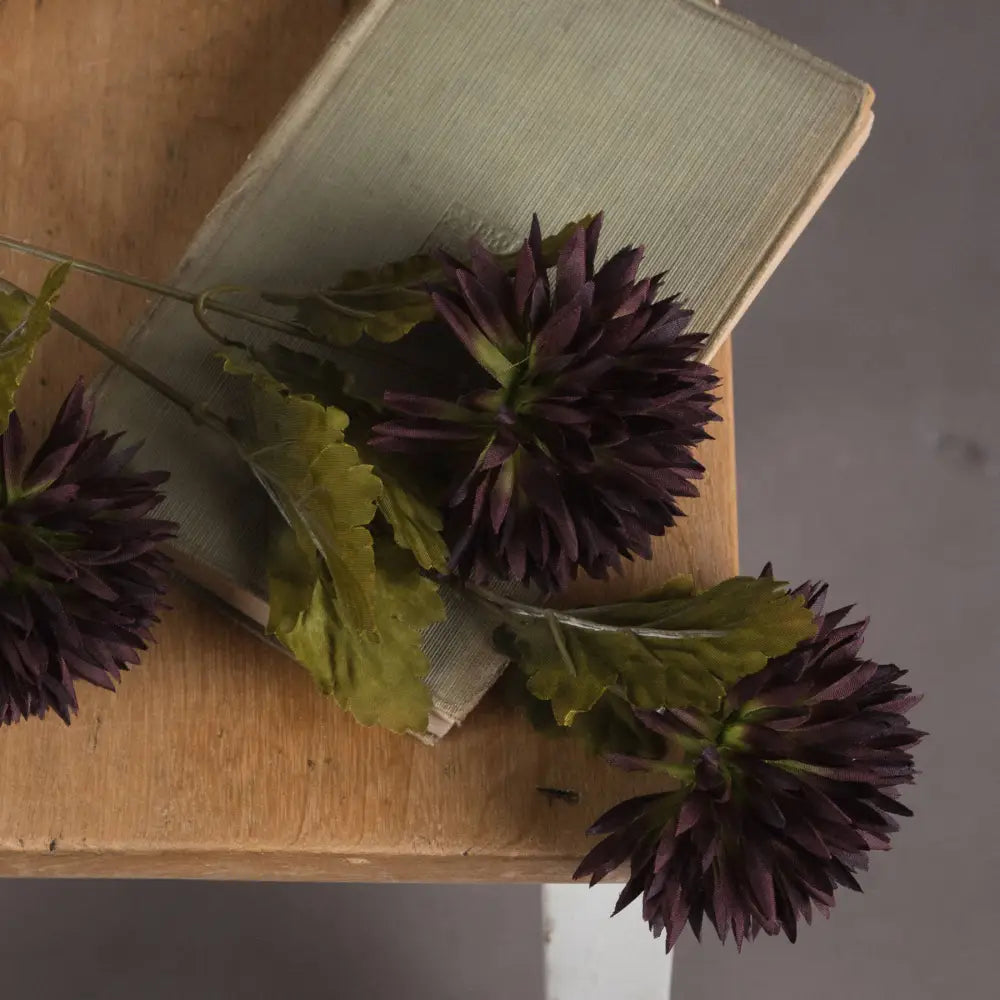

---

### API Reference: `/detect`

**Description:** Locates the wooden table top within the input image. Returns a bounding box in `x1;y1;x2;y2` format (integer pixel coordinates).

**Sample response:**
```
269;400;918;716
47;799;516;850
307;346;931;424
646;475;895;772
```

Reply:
0;0;737;882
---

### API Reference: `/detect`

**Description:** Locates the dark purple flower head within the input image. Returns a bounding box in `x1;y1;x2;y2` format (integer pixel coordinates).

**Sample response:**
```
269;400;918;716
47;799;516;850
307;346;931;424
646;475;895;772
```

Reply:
0;380;175;725
575;571;924;951
371;215;720;592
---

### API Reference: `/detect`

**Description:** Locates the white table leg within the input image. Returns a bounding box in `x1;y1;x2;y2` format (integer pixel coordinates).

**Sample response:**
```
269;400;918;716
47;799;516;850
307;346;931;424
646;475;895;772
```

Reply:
542;884;672;1000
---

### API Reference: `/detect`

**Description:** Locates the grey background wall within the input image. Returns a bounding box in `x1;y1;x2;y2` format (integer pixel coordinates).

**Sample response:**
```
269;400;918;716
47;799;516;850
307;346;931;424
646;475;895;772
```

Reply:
0;2;996;997
677;1;1000;997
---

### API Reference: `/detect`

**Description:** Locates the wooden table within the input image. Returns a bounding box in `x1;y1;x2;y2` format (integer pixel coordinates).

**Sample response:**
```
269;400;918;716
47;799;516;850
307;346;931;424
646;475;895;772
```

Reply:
0;0;736;882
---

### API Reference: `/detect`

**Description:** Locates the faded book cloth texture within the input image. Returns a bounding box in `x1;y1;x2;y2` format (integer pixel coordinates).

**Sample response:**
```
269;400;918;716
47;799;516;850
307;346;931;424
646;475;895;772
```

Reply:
93;0;870;737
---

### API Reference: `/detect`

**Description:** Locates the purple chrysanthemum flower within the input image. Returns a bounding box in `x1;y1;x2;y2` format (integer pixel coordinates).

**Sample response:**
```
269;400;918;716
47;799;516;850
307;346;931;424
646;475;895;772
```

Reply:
0;380;175;725
575;572;923;950
371;215;720;592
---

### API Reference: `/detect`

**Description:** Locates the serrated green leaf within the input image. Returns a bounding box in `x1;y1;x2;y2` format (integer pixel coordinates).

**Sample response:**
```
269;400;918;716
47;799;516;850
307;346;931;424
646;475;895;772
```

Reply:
268;527;445;733
337;253;443;294
264;215;596;347
288;292;435;348
221;348;382;636
268;523;334;690
375;466;449;572
0;262;71;431
498;576;817;725
574;576;817;682
261;342;381;410
250;343;449;572
566;690;670;758
502;665;666;758
331;537;445;731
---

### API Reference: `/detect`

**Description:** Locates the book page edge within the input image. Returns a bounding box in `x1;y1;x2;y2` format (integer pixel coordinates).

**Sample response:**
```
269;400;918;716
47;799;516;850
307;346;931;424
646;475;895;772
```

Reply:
168;545;270;627
700;90;875;364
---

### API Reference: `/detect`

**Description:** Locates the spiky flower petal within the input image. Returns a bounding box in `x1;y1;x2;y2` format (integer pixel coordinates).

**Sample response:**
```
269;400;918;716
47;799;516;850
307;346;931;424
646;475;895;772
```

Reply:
0;381;175;725
575;571;923;950
371;215;720;592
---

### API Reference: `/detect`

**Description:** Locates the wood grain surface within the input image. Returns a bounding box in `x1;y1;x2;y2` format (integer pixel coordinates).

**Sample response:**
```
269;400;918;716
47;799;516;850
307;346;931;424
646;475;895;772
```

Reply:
0;0;737;881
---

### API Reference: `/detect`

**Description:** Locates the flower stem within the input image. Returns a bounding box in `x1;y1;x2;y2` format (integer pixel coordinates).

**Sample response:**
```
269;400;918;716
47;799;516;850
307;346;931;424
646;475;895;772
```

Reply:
0;235;460;383
54;308;234;437
0;233;313;339
464;582;726;641
193;285;252;349
0;276;233;440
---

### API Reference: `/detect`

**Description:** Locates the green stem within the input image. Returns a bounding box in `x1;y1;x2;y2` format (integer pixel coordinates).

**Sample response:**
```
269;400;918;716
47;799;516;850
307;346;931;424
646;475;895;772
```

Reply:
464;582;726;641
51;306;234;440
0;234;465;383
0;275;233;440
0;233;312;339
193;285;253;349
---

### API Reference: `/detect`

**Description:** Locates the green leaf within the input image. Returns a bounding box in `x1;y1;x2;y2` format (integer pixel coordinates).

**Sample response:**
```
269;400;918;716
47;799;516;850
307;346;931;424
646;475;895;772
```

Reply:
564;690;670;758
265;251;437;347
0;263;71;431
247;344;450;572
264;215;596;347
259;342;380;410
336;253;442;294
498;575;817;725
502;666;666;758
268;523;335;690
221;348;383;635
375;465;449;572
268;527;445;733
291;291;435;348
331;537;445;731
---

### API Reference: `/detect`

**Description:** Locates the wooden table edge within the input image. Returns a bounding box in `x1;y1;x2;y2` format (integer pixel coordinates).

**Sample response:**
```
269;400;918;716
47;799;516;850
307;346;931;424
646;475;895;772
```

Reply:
0;846;620;884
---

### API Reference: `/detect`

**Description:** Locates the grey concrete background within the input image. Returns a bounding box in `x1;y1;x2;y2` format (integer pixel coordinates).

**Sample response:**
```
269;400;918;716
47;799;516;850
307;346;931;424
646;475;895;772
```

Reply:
2;1;997;997
677;1;1000;997
0;880;545;999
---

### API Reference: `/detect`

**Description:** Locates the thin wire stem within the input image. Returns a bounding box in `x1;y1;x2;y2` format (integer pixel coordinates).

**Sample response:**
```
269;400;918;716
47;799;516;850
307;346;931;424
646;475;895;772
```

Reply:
194;285;251;348
0;234;460;382
0;233;310;337
0;276;233;440
53;309;234;439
